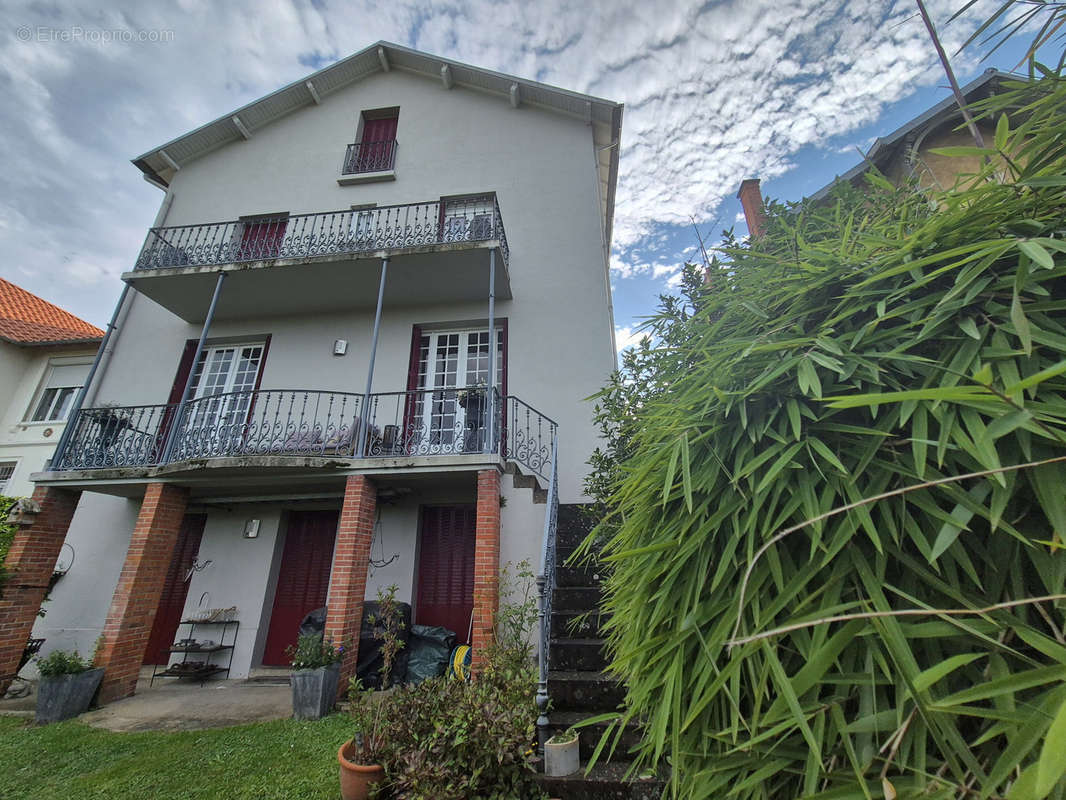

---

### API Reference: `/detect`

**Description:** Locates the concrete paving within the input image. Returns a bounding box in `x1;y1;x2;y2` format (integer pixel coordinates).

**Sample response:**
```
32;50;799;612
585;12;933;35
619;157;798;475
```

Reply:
1;673;293;731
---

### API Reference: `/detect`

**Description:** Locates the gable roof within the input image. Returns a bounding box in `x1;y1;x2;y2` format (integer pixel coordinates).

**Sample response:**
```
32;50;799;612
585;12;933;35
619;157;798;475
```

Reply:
132;41;624;248
808;68;1012;201
0;278;105;346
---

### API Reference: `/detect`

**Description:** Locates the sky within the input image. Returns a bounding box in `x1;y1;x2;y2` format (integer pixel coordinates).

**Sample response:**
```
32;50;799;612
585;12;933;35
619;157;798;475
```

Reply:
0;0;1039;355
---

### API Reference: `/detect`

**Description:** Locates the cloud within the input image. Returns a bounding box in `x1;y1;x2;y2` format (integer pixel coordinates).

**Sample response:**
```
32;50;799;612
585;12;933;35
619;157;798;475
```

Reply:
615;325;646;354
0;0;999;325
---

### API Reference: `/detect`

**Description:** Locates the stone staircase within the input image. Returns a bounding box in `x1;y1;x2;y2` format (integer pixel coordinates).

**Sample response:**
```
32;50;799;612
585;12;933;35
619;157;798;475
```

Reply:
536;505;664;800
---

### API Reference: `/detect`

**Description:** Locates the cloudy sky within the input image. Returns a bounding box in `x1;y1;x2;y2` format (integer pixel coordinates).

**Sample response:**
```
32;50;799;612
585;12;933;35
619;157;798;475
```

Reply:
0;0;1031;351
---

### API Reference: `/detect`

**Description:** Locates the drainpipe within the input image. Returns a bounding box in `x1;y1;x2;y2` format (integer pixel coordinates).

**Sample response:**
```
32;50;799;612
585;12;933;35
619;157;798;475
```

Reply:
486;249;496;454
358;257;389;457
49;282;133;469
161;271;227;462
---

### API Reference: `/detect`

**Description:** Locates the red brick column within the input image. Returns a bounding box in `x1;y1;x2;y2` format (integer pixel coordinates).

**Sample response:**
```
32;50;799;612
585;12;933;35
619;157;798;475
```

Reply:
94;482;188;704
324;474;376;698
0;486;81;694
471;469;501;673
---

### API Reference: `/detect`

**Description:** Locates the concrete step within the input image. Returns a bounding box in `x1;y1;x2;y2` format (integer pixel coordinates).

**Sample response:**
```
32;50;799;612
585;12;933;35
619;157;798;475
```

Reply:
553;586;603;612
547;711;644;762
553;610;610;639
548;670;625;713
536;761;665;800
550;639;609;672
557;504;596;555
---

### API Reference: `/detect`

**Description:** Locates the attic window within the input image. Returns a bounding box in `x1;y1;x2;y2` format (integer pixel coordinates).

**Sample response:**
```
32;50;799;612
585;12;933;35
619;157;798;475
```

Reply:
342;108;398;175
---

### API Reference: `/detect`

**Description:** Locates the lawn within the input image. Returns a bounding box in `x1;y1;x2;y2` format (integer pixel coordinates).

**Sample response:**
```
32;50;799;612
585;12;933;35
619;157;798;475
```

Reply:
0;714;352;799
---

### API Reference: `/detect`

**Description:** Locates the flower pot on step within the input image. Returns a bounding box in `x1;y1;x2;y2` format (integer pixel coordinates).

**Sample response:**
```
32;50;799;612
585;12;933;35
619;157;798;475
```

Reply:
35;667;104;724
291;662;340;720
338;739;385;800
544;732;580;777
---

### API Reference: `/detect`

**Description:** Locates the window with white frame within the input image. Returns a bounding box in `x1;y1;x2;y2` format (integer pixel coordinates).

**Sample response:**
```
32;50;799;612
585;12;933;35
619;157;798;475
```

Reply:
27;361;93;422
0;462;16;494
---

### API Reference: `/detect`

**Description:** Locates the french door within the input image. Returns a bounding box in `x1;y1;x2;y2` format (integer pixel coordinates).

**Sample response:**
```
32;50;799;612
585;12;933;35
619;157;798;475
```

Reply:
411;329;504;453
181;343;265;453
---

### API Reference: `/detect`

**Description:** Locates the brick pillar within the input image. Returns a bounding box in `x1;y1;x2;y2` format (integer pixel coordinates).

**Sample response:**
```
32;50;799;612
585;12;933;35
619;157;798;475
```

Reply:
94;482;188;704
0;487;81;694
324;474;376;699
471;469;501;673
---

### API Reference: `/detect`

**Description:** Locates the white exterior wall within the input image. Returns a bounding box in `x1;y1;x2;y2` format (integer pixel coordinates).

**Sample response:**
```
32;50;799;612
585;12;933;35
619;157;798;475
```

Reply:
29;65;613;676
0;340;98;497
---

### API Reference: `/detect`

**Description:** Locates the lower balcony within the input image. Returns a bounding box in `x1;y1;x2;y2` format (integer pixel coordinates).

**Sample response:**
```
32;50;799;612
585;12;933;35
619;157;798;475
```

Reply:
50;388;554;482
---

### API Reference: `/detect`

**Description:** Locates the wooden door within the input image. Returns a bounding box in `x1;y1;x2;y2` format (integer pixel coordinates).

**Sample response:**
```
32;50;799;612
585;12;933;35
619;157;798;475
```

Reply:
261;510;338;666
415;505;476;643
359;116;398;171
143;513;207;665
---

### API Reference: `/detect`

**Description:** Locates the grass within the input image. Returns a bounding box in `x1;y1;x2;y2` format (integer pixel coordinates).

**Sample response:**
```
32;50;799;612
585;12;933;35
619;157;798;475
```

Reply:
0;714;352;799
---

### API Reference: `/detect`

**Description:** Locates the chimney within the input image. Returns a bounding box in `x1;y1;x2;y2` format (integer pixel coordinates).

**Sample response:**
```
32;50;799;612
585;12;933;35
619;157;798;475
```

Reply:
737;178;767;238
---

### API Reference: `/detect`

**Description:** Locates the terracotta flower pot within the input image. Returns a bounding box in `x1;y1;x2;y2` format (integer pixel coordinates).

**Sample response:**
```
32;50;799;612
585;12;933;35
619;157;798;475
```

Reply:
338;739;384;800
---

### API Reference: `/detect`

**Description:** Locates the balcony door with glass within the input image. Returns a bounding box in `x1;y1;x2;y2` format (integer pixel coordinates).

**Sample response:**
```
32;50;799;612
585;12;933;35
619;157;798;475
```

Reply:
180;343;265;456
410;328;503;455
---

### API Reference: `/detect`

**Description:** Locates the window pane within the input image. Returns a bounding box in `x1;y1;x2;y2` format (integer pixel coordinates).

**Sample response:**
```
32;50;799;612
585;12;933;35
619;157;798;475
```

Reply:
32;388;58;422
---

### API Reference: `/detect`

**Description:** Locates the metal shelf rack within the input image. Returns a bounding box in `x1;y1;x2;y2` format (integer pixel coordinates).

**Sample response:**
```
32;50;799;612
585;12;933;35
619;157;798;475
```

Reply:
150;619;239;687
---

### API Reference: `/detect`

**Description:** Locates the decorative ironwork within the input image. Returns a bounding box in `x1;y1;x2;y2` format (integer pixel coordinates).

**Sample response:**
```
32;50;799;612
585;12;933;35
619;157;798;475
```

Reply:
134;195;509;271
169;389;364;460
342;139;398;174
535;434;559;755
55;403;175;470
363;387;501;458
51;388;566;470
505;396;557;481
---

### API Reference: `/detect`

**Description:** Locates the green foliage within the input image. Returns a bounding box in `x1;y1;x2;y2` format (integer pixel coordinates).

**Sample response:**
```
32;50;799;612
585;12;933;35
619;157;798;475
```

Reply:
0;495;16;596
586;64;1066;799
0;715;352;800
365;583;406;688
35;649;93;677
350;564;543;799
367;646;542;800
286;634;345;671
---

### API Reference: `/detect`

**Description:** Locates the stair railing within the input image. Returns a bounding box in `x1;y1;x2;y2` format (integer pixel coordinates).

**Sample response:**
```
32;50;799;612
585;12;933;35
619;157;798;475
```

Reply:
535;431;560;757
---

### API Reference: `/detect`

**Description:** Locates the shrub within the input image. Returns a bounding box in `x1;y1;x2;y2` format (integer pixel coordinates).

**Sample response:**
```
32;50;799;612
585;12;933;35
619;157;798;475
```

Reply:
0;495;17;597
286;634;344;670
36;649;93;677
585;65;1066;798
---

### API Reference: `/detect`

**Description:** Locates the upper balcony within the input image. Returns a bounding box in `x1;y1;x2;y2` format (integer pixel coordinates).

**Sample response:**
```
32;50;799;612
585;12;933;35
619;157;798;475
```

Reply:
124;194;511;322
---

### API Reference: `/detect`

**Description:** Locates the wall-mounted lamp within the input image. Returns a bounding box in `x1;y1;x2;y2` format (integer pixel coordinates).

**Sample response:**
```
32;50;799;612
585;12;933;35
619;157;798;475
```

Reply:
333;339;348;356
243;519;261;539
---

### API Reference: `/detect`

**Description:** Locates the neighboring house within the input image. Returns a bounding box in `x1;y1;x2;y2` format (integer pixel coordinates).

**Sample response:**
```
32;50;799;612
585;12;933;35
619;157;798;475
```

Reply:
0;42;622;704
737;68;1012;233
0;278;103;497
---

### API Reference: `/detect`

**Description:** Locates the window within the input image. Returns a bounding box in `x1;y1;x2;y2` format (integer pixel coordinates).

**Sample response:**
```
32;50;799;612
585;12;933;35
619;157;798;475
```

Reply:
28;361;92;422
0;462;15;494
344;109;398;174
185;343;266;432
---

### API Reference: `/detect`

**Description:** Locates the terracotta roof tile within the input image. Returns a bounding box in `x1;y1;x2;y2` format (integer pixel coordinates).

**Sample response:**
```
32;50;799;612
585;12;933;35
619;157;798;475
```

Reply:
0;278;105;345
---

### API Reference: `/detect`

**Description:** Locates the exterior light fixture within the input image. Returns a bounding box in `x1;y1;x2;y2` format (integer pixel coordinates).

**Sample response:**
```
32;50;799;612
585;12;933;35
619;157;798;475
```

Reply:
243;519;261;538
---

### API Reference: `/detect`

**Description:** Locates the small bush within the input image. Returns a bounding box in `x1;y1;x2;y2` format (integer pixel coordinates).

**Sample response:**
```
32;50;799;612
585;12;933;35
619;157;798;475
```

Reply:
36;649;93;677
286;634;344;670
0;495;17;596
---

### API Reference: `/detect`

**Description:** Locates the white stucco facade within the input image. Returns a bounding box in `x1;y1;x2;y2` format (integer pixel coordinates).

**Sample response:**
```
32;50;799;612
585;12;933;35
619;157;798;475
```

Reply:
0;340;98;498
28;48;620;682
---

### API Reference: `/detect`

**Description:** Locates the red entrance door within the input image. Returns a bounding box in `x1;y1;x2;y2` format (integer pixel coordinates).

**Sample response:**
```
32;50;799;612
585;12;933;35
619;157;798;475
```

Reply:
261;510;338;666
415;505;476;644
143;513;207;665
358;116;398;171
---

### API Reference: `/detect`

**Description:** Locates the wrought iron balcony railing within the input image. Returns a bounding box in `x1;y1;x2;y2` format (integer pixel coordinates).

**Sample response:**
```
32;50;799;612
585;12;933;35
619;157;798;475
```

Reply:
52;388;555;479
342;139;398;174
134;194;509;271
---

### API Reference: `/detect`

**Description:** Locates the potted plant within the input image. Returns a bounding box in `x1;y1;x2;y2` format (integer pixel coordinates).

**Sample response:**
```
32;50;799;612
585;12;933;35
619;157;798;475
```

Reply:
338;584;405;800
34;649;104;724
288;634;344;720
544;727;580;777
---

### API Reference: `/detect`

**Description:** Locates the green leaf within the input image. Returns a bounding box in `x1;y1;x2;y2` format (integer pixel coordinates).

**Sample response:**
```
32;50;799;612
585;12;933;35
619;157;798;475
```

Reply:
930;145;997;157
1011;289;1033;356
959;316;981;340
913;653;983;693
995;113;1009;151
929;483;991;562
1019;239;1056;270
1020;176;1066;187
1036;696;1066;797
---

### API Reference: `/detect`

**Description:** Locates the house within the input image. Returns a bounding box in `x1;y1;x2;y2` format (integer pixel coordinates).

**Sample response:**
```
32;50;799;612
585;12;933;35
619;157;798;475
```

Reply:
0;42;622;707
737;68;1012;233
0;278;103;497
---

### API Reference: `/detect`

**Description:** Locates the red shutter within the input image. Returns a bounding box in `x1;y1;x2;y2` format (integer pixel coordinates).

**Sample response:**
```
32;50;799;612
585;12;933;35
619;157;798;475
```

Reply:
261;510;339;666
415;505;476;643
359;117;398;171
142;514;207;665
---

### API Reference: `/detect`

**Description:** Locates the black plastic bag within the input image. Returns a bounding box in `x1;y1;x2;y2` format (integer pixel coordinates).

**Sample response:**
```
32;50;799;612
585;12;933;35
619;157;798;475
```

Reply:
405;625;457;684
